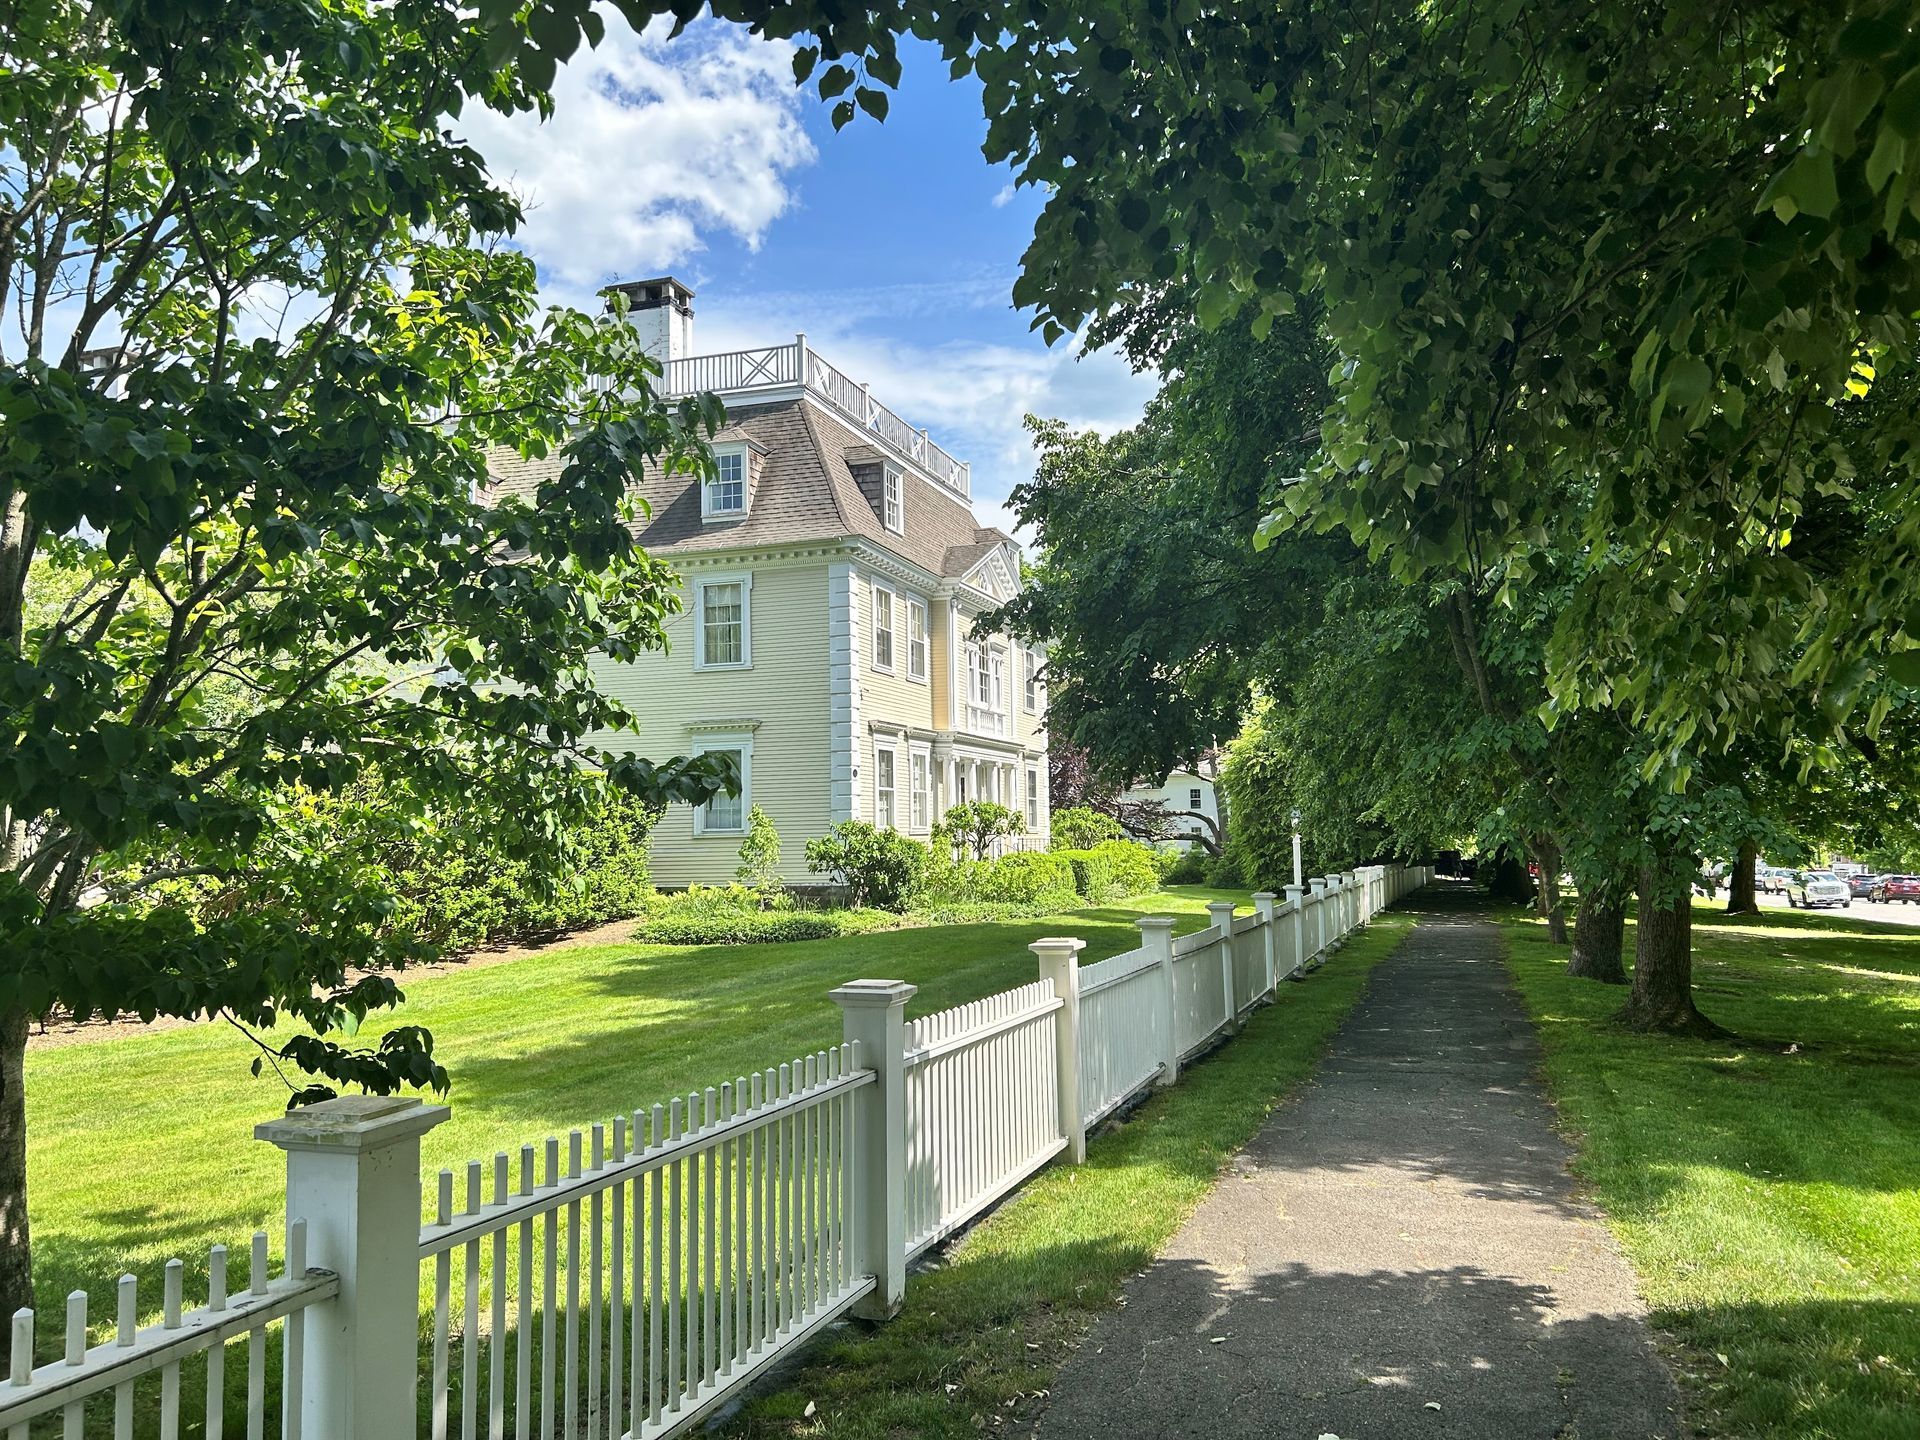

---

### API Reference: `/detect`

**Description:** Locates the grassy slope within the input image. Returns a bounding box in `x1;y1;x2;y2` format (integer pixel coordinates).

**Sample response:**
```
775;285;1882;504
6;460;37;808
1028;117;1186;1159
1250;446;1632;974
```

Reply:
1501;903;1920;1439
29;888;1243;1309
721;910;1416;1439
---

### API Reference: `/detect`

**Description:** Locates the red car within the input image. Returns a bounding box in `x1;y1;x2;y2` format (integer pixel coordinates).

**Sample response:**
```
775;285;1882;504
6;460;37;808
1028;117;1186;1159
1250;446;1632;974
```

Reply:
1874;875;1920;904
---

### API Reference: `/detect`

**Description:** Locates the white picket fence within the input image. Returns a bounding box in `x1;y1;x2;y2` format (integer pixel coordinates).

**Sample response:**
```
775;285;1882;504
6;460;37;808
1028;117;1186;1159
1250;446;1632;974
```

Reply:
2;863;1430;1438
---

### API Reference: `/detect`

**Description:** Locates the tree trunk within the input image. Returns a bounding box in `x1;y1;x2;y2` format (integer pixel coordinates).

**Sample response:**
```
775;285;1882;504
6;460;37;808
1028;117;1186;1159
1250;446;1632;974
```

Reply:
1567;888;1626;983
1617;858;1719;1034
1726;839;1760;915
0;1011;30;1365
1533;835;1568;943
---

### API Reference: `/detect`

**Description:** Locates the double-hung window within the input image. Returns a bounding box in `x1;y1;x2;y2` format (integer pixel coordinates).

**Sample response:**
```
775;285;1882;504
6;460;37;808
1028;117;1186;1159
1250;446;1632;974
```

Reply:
1024;648;1041;711
910;751;931;831
1189;787;1203;810
696;576;750;669
702;447;747;519
872;584;896;672
693;739;750;835
1026;768;1040;830
874;744;898;830
906;599;928;682
882;466;904;533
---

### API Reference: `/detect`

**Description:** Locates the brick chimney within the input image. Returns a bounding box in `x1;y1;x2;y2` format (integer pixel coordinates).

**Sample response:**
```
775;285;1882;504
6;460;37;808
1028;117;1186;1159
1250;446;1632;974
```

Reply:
604;276;694;367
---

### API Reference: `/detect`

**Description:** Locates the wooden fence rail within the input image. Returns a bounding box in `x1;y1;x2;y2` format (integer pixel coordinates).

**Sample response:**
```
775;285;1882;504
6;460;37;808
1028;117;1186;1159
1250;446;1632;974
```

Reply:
1;863;1431;1438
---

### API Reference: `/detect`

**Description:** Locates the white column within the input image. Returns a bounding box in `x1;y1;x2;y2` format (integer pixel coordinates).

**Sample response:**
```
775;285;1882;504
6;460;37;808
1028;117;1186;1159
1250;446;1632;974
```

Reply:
1252;891;1278;999
830;979;916;1319
257;1096;449;1440
1309;878;1329;964
1030;937;1087;1164
1206;901;1238;1032
1137;916;1180;1085
1283;884;1307;979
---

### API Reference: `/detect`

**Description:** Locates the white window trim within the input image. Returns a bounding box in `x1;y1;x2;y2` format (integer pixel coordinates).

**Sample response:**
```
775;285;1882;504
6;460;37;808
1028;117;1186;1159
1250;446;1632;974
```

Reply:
691;734;753;837
882;465;905;534
1023;647;1040;713
693;572;753;671
908;744;932;833
700;443;750;521
873;738;900;831
1025;765;1041;830
906;598;929;684
870;580;897;675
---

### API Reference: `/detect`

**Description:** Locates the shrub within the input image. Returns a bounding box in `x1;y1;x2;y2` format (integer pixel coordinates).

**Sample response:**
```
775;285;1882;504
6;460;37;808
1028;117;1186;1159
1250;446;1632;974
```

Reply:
636;884;902;945
940;801;1024;859
361;781;657;949
1049;805;1124;850
1091;839;1160;898
735;805;784;899
804;822;928;911
1162;848;1211;885
1051;839;1162;902
971;852;1080;909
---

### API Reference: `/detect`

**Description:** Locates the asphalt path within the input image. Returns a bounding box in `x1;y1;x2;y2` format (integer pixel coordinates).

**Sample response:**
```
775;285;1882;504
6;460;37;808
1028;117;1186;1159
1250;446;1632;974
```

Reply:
1027;893;1682;1440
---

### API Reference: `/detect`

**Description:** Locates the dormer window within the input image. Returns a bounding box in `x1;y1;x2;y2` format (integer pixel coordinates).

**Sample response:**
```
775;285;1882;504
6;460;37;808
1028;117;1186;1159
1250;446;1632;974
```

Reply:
702;444;748;520
882;466;904;533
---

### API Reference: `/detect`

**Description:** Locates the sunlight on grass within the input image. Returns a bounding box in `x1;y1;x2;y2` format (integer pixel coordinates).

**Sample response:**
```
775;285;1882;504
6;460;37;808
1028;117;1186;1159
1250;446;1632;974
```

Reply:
28;889;1244;1313
1500;903;1920;1439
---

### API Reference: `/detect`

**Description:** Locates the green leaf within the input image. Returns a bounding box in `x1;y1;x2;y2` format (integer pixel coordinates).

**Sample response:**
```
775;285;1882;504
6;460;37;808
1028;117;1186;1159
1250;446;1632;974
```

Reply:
1885;66;1920;138
1889;650;1920;685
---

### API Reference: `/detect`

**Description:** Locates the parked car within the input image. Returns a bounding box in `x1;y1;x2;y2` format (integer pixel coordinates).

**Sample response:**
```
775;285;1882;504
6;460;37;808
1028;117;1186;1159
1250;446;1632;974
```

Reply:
1873;874;1920;904
1756;865;1794;895
1847;872;1883;899
1787;870;1852;909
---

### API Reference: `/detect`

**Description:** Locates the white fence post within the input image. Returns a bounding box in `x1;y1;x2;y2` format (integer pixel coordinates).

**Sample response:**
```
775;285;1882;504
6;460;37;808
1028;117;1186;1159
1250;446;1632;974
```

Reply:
256;1095;448;1440
1138;916;1181;1085
1030;937;1087;1163
1309;877;1328;963
1283;884;1306;979
831;978;916;1320
1252;892;1278;999
1206;901;1238;1030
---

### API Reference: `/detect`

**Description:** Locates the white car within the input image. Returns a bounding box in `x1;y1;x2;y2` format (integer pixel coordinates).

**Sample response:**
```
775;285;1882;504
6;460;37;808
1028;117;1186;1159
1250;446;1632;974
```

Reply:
1787;871;1851;909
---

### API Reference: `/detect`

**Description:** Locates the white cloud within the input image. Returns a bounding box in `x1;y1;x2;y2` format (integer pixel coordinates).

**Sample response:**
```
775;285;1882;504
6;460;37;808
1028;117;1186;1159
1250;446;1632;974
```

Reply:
688;283;1156;542
460;16;816;304
990;181;1017;208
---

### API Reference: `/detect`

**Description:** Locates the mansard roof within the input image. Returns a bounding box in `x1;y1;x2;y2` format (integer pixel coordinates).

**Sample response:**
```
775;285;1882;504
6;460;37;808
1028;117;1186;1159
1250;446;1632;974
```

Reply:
486;396;1016;584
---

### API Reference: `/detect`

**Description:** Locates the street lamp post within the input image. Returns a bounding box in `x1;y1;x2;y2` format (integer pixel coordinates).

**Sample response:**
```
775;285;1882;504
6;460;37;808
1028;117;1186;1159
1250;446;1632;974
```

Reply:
1290;807;1303;888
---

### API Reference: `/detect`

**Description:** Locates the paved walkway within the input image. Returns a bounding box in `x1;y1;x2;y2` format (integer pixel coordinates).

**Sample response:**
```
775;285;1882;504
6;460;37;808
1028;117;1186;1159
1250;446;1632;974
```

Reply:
1030;894;1682;1440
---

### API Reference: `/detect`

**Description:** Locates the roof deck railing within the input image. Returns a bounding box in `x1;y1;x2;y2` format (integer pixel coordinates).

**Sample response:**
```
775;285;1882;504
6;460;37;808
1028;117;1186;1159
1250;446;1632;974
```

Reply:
662;336;971;500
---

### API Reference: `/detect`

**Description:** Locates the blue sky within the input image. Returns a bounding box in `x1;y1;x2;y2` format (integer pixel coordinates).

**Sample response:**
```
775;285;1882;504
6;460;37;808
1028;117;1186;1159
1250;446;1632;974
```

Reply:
462;18;1155;534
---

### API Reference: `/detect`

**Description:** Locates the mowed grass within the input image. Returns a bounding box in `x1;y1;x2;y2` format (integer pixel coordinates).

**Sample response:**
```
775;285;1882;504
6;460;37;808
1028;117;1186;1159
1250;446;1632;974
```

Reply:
719;909;1416;1439
1501;901;1920;1439
29;888;1242;1323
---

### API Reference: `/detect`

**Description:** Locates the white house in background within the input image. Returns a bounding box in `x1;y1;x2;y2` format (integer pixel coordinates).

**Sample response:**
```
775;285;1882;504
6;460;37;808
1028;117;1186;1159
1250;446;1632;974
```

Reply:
489;277;1050;887
1123;759;1222;852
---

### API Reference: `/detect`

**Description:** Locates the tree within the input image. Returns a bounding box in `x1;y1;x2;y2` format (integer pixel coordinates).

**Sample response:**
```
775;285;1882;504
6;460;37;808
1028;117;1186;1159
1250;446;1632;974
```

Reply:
940;802;1024;861
0;0;732;1331
735;805;784;900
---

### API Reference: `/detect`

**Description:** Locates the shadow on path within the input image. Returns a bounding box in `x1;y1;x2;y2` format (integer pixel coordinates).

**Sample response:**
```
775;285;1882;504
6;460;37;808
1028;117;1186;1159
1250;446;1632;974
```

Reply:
1028;893;1684;1439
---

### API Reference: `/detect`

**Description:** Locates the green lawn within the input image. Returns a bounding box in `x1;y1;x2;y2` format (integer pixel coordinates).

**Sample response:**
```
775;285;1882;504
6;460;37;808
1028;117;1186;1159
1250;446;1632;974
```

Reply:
29;888;1240;1318
1501;902;1920;1439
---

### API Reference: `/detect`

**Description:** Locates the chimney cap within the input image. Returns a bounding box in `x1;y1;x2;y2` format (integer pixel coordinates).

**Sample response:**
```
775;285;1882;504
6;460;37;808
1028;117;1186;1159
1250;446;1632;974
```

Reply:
603;275;695;313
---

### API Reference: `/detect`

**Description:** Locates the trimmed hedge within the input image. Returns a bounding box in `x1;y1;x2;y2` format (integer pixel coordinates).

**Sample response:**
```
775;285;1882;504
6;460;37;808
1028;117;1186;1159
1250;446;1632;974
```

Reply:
1052;840;1162;903
635;885;902;946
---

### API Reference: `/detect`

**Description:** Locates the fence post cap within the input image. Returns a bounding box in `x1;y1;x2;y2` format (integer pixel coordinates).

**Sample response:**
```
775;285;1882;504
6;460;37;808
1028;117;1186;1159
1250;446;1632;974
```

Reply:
1027;936;1087;957
255;1095;448;1153
1251;890;1278;902
1135;914;1180;932
1205;900;1237;916
828;978;918;1009
1309;876;1329;892
1282;883;1306;899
